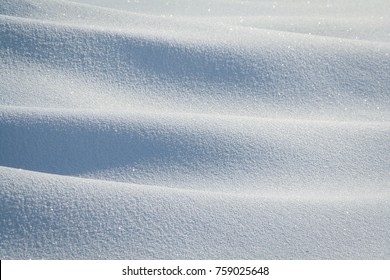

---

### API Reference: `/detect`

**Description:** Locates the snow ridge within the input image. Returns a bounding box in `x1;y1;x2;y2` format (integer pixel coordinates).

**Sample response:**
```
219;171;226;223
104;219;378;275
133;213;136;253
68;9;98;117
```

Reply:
1;0;389;259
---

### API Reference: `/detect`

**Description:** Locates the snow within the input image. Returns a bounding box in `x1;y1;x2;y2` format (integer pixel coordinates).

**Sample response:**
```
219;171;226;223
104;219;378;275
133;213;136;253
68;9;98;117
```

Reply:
1;0;389;259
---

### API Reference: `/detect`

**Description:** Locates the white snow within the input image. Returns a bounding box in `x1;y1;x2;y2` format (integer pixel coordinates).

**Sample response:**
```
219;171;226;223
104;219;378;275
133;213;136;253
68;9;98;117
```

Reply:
1;0;389;259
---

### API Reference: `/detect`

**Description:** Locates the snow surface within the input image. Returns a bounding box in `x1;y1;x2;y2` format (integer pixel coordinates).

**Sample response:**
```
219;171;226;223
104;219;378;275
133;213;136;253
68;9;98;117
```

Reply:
0;0;389;259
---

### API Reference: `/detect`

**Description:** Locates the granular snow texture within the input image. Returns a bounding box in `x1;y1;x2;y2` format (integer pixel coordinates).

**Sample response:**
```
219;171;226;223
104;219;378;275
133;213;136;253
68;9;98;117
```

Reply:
1;0;389;259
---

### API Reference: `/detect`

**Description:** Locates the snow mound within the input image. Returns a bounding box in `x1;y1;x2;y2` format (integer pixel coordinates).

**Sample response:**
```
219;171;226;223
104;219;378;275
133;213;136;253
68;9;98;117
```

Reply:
1;0;389;259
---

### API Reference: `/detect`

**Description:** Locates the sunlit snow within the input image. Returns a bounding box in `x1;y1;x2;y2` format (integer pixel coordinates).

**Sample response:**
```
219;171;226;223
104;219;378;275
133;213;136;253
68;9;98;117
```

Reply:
0;0;389;259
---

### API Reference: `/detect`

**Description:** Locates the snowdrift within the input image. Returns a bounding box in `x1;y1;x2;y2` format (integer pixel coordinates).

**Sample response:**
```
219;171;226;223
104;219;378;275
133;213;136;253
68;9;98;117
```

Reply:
1;0;389;259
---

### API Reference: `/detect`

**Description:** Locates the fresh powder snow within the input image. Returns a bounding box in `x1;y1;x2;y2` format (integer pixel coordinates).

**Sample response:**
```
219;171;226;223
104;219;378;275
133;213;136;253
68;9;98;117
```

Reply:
0;0;389;259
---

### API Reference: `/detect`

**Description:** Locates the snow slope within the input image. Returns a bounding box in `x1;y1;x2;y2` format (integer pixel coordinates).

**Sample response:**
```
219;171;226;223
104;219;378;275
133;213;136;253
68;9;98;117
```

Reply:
1;0;389;259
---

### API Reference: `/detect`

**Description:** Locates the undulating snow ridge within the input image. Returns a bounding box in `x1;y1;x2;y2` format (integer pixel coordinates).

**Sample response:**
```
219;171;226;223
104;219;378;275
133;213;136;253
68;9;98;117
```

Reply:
0;0;389;259
1;167;389;259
